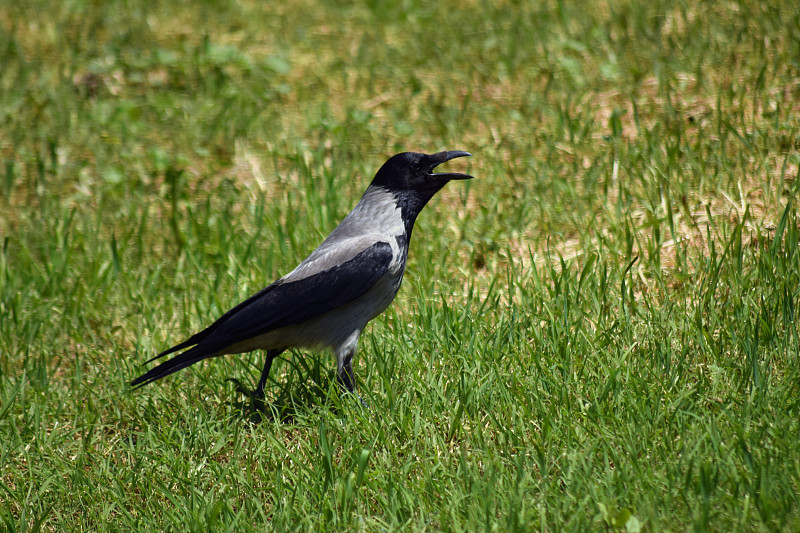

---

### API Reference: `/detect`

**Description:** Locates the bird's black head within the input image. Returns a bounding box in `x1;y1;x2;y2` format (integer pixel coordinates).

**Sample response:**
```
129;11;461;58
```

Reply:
371;150;473;194
368;150;473;238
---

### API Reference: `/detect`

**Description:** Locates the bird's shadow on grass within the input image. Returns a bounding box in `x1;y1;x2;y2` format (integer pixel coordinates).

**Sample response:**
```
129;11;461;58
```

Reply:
224;352;342;425
129;352;355;429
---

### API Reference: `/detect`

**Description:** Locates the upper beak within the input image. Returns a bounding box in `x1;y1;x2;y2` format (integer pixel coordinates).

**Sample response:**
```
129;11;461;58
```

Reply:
425;150;473;180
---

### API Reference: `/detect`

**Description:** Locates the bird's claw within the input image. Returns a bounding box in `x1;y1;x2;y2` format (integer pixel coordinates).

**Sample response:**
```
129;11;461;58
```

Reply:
358;395;370;410
344;391;370;411
227;378;266;412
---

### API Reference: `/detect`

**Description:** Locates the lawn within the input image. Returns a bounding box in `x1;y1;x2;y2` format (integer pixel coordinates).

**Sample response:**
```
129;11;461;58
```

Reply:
1;0;799;530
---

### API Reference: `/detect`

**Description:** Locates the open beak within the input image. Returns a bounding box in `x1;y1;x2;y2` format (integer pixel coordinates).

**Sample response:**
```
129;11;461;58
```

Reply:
425;150;473;180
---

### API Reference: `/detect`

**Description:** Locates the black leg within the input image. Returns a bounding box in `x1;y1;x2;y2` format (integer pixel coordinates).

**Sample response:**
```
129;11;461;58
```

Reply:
337;354;369;409
254;349;283;399
337;353;356;393
228;348;284;406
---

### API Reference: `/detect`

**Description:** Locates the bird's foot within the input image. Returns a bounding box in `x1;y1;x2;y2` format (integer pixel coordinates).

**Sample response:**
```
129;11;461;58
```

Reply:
341;390;370;411
356;394;370;410
227;378;267;414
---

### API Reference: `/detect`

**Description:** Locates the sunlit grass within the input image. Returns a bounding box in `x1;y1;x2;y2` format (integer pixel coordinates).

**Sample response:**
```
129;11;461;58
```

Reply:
1;0;799;531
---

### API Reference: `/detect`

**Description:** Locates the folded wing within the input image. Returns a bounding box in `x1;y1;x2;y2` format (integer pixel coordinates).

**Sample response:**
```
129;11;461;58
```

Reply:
130;241;394;388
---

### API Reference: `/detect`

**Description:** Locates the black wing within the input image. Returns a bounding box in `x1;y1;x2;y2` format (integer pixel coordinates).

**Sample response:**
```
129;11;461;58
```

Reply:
130;241;393;388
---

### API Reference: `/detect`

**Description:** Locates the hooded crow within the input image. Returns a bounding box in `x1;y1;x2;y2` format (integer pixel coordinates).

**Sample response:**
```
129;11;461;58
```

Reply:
131;150;473;404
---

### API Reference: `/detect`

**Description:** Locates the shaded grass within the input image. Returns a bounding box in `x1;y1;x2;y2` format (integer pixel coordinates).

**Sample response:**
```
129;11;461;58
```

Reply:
2;0;800;531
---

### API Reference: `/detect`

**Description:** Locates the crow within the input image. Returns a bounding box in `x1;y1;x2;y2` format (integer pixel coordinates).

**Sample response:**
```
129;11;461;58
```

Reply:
131;150;472;405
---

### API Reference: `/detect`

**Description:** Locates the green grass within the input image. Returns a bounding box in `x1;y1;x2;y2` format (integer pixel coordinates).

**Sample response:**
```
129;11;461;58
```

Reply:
2;0;800;530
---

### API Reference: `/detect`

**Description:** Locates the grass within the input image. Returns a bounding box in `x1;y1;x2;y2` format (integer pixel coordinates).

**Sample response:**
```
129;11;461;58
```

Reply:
1;0;800;530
